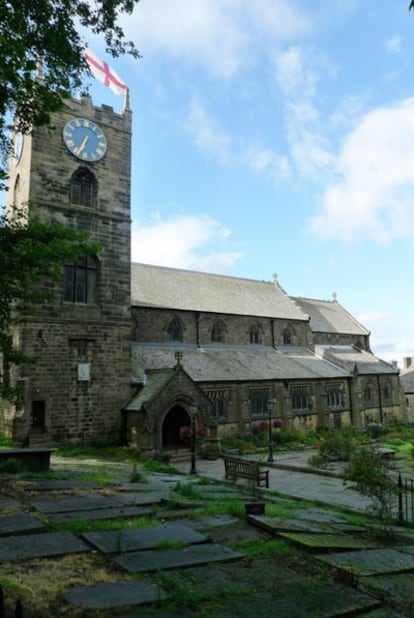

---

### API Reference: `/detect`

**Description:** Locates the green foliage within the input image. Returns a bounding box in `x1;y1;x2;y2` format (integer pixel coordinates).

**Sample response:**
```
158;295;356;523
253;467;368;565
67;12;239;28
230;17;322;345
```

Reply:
130;463;147;483
49;515;157;534
0;204;99;399
346;447;398;535
366;422;384;439
317;430;355;462
0;434;13;448
0;457;27;473
141;458;181;475
0;0;141;188
230;537;294;559
153;572;202;611
173;481;204;500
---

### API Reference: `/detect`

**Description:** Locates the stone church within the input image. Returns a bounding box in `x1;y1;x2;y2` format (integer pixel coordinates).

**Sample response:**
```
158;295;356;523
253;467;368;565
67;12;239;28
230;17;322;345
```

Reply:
1;94;405;451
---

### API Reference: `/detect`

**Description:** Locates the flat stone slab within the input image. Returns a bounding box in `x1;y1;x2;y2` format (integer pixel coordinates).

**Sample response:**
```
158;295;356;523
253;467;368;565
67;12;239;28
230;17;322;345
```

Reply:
317;548;414;576
278;532;378;551
115;492;167;506
0;497;21;509
31;495;122;513
168;558;380;617
113;543;243;573
26;479;100;490
181;515;239;530
64;580;168;609
82;522;207;554
362;572;414;615
0;513;45;536
248;514;334;534
292;508;347;524
0;531;90;561
47;505;153;523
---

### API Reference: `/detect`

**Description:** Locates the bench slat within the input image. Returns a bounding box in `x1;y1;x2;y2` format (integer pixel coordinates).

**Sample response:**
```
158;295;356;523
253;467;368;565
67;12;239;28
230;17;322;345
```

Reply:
223;455;269;488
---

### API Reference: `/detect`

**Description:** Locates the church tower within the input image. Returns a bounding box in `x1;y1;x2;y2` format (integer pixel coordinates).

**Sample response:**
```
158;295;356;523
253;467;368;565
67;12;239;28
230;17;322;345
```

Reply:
5;95;132;444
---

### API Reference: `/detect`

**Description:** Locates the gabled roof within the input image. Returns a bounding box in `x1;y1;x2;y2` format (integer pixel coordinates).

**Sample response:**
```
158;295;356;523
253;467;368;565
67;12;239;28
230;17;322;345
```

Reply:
400;367;414;393
126;369;175;411
291;297;369;336
131;263;308;321
315;345;397;375
131;343;349;383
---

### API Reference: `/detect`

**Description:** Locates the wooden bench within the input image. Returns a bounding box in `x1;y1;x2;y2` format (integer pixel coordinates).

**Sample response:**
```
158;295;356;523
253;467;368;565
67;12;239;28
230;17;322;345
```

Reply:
223;455;269;488
0;448;55;472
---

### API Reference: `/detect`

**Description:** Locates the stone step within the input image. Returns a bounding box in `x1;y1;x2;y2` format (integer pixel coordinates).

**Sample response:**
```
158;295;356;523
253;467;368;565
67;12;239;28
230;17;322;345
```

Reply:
27;433;56;448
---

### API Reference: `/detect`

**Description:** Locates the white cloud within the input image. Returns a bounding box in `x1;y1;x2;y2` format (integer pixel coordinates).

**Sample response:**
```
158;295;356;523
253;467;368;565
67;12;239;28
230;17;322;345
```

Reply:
126;0;312;79
274;46;336;178
187;97;231;163
131;214;243;273
245;145;291;183
310;98;414;243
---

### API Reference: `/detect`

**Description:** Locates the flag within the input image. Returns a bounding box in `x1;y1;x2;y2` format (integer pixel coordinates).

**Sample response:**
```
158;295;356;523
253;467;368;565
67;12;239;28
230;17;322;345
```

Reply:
84;48;127;97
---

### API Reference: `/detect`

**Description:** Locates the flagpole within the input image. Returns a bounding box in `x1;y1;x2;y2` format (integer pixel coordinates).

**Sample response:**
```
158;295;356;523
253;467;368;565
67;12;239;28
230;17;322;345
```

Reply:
123;88;130;112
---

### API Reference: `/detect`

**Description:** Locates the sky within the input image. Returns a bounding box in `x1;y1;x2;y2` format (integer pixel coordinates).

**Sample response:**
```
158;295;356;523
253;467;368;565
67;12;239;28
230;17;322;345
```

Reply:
82;0;414;366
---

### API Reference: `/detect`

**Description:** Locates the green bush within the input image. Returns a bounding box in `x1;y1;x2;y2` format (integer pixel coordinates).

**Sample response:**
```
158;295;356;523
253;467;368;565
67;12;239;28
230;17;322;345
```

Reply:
317;430;355;462
0;458;27;473
366;422;384;440
346;447;398;536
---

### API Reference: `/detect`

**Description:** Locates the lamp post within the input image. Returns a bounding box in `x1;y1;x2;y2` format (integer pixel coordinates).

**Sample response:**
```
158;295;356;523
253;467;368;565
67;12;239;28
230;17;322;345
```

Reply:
267;398;274;463
190;400;198;474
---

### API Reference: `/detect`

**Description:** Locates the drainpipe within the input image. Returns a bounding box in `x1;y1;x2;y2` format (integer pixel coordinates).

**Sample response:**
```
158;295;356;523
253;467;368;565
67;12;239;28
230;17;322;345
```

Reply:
347;377;354;425
271;318;276;348
195;312;200;348
377;374;384;423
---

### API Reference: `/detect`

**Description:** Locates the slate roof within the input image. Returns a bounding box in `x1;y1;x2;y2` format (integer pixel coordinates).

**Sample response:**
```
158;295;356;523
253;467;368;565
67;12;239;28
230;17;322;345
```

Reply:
315;345;397;376
291;297;369;336
400;368;414;394
131;263;308;321
131;343;349;383
126;369;174;411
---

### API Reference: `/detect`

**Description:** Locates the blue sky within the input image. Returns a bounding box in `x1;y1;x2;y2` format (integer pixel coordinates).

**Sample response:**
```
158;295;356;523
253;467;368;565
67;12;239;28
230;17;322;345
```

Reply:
84;1;414;365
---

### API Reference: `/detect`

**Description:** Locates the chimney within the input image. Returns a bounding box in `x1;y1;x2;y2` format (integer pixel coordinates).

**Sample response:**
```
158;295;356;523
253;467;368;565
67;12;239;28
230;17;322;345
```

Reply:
403;357;412;370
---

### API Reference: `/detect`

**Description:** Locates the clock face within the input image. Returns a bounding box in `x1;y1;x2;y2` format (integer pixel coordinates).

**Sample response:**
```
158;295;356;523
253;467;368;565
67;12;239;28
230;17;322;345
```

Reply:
62;117;107;162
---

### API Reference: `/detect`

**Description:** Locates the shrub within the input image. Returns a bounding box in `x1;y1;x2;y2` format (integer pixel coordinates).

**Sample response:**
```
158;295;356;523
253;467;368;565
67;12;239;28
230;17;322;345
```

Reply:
318;430;355;462
366;422;384;440
346;447;398;536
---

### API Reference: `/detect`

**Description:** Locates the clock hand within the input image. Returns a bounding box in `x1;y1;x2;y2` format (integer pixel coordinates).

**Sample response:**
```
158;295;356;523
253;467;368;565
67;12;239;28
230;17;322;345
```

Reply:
75;135;89;155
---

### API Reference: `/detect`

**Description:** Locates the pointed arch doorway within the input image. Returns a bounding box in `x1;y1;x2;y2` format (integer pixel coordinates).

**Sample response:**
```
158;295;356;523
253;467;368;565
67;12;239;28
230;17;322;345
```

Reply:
162;405;190;449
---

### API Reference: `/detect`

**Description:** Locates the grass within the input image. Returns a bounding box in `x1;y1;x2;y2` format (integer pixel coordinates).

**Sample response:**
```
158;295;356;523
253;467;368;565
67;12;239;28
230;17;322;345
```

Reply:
49;515;159;534
153;572;202;611
230;537;294;559
141;458;182;474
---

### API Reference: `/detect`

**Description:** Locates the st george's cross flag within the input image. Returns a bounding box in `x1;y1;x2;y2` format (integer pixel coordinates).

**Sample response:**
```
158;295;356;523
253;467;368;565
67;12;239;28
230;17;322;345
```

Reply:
84;48;128;97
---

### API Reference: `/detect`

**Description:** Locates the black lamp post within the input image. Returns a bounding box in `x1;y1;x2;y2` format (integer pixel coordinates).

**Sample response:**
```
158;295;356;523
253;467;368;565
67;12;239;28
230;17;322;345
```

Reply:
267;398;274;463
190;400;198;475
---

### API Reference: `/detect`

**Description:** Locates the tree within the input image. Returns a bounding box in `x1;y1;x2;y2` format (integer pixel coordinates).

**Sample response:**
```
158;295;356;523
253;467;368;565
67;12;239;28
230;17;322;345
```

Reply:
0;205;99;399
345;447;398;536
0;0;141;188
0;1;140;399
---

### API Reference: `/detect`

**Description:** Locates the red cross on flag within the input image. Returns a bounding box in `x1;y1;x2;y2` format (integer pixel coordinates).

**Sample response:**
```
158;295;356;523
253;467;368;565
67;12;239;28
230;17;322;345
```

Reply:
84;48;127;97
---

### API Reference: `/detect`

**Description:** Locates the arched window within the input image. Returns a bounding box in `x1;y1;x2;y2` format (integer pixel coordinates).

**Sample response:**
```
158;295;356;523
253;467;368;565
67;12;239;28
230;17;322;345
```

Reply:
13;174;21;205
249;324;262;344
383;380;391;402
364;382;374;404
69;168;97;207
64;256;98;303
166;317;183;342
211;320;225;343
